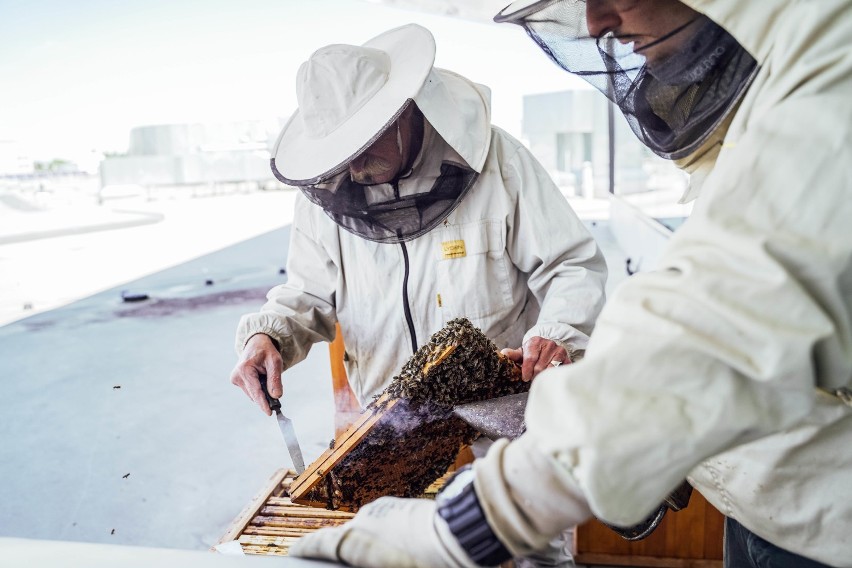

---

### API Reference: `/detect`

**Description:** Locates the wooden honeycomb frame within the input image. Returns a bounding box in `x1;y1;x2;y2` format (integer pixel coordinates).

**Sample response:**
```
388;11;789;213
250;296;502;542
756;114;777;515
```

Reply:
289;318;526;511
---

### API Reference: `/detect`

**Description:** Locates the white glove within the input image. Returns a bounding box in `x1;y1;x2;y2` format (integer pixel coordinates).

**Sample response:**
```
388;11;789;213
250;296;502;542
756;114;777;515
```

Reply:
290;496;478;568
473;436;593;558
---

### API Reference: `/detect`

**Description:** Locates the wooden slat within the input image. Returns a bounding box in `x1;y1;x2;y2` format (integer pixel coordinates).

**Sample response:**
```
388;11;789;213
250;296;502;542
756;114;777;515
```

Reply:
238;535;301;546
239;545;289;556
215;468;290;545
249;513;351;526
243;525;350;537
215;470;361;557
329;323;363;437
255;506;355;520
243;526;332;537
249;523;335;532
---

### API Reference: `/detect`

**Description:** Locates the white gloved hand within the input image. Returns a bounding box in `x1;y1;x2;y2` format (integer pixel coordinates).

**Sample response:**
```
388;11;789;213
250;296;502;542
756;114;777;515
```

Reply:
290;496;478;568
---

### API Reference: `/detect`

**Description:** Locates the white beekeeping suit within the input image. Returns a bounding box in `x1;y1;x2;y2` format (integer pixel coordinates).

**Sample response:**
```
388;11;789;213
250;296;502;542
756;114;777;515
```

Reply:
475;0;852;565
236;24;606;406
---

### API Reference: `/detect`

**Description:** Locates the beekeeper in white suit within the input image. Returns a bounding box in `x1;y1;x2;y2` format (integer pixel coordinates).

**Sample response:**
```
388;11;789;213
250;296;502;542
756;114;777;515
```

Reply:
230;23;606;412
291;1;852;567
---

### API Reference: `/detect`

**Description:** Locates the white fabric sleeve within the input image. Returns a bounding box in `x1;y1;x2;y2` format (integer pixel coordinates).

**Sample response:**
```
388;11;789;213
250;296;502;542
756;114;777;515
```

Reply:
234;197;339;370
508;94;852;527
501;143;608;351
473;437;592;557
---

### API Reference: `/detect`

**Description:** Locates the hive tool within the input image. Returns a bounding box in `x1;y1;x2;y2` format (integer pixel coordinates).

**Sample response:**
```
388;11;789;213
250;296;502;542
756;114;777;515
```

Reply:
452;391;528;440
260;376;306;474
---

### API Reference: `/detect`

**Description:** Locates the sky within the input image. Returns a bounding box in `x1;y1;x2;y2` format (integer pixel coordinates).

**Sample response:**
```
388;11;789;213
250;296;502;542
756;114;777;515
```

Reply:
0;0;587;165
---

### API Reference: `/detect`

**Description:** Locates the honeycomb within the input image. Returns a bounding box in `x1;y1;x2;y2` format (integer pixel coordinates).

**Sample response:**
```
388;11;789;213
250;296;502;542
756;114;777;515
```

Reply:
290;318;527;511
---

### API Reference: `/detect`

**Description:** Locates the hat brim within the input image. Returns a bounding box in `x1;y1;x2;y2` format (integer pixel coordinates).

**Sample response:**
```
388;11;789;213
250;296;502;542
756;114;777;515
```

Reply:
493;0;555;24
272;24;436;185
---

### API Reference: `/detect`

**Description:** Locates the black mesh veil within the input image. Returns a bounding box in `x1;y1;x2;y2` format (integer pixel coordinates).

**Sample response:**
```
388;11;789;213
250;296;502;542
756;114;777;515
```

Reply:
495;0;758;160
272;102;478;244
295;162;477;244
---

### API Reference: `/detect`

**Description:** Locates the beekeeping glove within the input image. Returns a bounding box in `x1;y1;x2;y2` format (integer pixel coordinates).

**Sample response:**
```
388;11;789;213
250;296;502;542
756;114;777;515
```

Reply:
290;494;486;568
472;435;593;557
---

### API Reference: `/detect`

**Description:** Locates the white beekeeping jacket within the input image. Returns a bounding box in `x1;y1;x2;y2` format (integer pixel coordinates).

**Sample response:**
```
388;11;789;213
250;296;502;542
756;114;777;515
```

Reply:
236;68;607;406
505;0;852;564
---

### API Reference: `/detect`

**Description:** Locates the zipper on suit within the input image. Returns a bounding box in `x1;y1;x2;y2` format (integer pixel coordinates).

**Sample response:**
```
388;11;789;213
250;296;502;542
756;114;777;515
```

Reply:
399;240;418;354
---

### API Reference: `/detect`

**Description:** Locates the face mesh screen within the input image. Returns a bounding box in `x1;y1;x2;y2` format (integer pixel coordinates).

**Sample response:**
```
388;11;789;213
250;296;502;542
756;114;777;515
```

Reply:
298;162;477;244
276;104;478;244
496;0;757;159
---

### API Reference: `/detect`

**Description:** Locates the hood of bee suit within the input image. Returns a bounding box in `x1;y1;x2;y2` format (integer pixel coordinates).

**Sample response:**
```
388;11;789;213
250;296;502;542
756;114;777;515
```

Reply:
493;0;761;163
674;0;851;203
679;0;786;65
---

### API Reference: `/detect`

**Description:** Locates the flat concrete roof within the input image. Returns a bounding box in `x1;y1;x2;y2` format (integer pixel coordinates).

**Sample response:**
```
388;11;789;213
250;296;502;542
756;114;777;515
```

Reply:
0;189;628;558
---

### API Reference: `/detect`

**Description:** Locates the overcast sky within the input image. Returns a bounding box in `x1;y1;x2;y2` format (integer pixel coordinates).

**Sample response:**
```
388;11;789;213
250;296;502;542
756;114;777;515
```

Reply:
0;0;587;164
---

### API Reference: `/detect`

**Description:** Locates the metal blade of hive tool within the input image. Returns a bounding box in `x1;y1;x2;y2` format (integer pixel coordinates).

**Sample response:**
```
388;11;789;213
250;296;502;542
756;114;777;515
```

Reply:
452;392;528;440
259;374;306;474
276;410;306;474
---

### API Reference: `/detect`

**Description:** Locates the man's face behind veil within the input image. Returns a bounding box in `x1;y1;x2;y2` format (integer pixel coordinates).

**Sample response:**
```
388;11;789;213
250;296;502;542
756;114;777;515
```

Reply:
348;105;420;186
585;0;701;64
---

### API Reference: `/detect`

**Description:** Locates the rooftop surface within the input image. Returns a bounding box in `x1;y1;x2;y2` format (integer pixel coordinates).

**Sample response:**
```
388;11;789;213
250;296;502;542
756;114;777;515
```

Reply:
0;186;628;563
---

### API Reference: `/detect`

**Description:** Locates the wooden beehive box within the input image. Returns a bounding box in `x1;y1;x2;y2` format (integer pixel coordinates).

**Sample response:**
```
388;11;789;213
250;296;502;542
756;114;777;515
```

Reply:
574;493;724;567
217;469;353;555
289;317;527;512
217;468;454;556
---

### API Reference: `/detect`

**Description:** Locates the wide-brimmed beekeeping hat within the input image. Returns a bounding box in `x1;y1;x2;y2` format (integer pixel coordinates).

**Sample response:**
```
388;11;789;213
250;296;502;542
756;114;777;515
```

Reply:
271;24;436;185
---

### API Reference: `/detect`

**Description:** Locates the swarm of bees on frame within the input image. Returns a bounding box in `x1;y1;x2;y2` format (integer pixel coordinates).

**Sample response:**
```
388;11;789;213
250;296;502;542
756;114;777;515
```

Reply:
299;318;528;511
386;317;526;407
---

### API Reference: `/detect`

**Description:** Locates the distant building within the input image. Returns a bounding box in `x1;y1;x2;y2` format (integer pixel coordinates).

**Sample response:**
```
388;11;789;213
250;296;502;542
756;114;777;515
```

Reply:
0;140;34;177
99;120;282;190
522;89;685;197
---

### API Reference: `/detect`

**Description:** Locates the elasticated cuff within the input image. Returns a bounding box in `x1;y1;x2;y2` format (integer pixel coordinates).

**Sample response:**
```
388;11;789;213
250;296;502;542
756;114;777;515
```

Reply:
472;435;592;557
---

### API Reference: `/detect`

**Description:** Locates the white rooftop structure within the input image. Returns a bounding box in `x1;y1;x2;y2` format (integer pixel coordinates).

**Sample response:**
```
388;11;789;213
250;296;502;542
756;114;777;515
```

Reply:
99;121;282;189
